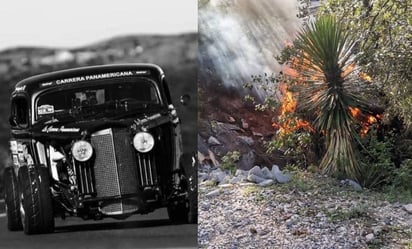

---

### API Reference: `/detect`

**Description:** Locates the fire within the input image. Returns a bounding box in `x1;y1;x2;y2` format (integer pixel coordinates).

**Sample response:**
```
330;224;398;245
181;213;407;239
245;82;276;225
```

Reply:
359;72;372;82
272;83;314;135
349;107;381;137
275;48;376;137
279;83;297;115
349;106;361;117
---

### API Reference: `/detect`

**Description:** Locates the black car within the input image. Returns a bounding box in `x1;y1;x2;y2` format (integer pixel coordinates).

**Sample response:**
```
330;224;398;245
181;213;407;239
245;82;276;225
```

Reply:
3;64;197;234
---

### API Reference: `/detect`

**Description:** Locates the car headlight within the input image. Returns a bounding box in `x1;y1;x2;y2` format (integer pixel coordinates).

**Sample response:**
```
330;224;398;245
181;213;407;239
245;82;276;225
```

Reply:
133;132;154;153
71;140;93;162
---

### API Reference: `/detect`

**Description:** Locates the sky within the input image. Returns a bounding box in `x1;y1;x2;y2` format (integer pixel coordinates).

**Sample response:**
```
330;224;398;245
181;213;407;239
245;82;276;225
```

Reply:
0;0;197;50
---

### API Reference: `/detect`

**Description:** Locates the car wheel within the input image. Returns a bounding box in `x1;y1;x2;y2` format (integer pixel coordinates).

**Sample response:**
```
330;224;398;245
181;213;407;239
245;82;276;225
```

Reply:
18;165;54;234
168;153;198;224
167;199;188;223
3;167;23;231
182;153;198;224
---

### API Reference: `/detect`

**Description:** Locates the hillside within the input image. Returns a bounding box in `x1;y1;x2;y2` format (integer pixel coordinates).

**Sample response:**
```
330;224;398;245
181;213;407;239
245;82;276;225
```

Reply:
0;33;197;193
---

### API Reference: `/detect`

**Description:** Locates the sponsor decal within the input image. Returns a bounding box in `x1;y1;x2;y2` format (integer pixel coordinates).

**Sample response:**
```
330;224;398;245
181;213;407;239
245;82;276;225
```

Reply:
41;82;53;87
38;105;55;115
39;70;150;87
42;125;80;133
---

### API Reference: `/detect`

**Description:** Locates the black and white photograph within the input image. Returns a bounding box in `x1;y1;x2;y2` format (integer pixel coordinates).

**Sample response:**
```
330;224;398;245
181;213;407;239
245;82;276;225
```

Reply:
0;1;197;248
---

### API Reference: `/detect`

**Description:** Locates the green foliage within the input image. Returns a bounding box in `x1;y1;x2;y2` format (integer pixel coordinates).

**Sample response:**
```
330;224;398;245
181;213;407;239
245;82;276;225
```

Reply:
357;128;412;192
266;130;312;168
358;128;395;189
392;159;412;191
220;151;240;175
243;73;280;112
325;205;368;223
320;0;412;130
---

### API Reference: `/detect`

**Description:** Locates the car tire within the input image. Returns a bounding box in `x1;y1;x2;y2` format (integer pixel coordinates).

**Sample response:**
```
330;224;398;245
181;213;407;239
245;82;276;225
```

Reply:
167;153;198;224
3;167;23;231
182;153;198;224
18;165;54;234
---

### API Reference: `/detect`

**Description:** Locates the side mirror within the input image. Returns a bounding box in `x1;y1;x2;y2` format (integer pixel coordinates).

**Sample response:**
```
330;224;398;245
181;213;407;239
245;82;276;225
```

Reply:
180;94;191;106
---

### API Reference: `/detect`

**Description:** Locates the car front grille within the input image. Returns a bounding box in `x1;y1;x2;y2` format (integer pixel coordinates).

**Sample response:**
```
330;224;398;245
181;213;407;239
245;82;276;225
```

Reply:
73;160;95;195
91;128;140;215
136;152;157;186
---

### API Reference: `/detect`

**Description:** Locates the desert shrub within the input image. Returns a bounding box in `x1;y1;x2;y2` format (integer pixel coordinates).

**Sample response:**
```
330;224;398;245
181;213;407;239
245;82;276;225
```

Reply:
266;130;313;168
392;159;412;191
357;128;395;189
221;151;240;175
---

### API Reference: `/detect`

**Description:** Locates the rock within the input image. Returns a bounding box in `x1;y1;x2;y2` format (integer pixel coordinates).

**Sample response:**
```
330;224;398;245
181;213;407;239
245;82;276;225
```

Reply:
198;172;209;181
258;179;275;187
238;151;255;170
198;135;209;155
230;175;246;184
365;233;374;242
210;169;227;183
217;122;241;132
208;136;221;145
205;189;221;197
235;169;248;176
285;219;293;229
247;174;266;184
238;182;257;187
228;116;236;123
403;204;412;214
252;131;264;137
271;165;291;183
218;183;233;188
372;226;383;235
241;118;249;129
199;180;216;187
238;136;254;146
219;175;232;185
345;179;363;191
249;165;265;178
261;166;273;179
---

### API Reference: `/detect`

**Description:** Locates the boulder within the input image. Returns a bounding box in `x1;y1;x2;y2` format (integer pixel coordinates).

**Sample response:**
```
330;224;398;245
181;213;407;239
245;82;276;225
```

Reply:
258;179;275;187
247;174;266;184
210;169;227;184
248;165;265;178
238;136;254;146
238;151;255;171
208;136;222;145
271;165;291;183
235;169;248;177
403;204;412;214
261;166;273;179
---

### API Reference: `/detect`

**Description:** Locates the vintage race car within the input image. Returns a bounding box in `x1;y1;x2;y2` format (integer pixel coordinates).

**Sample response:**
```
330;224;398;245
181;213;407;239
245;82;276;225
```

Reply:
3;64;197;234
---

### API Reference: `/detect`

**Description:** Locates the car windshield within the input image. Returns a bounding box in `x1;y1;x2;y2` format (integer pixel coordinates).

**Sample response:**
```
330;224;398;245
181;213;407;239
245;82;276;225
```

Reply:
35;78;161;122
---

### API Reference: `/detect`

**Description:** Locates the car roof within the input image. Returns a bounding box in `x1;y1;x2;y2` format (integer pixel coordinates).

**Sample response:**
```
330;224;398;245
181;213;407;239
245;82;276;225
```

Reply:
12;63;165;97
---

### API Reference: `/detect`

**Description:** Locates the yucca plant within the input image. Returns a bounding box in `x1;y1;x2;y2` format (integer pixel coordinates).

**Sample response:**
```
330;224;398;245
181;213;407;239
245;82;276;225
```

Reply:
285;15;368;179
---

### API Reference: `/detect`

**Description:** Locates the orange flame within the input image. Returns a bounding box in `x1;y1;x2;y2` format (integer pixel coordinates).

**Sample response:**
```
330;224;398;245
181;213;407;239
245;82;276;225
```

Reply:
272;83;314;135
359;72;372;82
349;107;381;137
276;48;376;137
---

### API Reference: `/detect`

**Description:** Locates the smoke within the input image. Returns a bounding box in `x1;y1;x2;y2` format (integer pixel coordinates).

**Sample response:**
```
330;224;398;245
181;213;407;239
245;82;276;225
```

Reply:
199;0;302;99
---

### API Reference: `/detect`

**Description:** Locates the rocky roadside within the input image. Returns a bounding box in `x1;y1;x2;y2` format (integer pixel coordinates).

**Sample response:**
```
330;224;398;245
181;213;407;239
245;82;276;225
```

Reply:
198;168;412;249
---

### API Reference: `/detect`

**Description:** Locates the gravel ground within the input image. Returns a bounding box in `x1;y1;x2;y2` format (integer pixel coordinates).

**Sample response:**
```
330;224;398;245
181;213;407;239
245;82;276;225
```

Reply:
198;172;412;249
